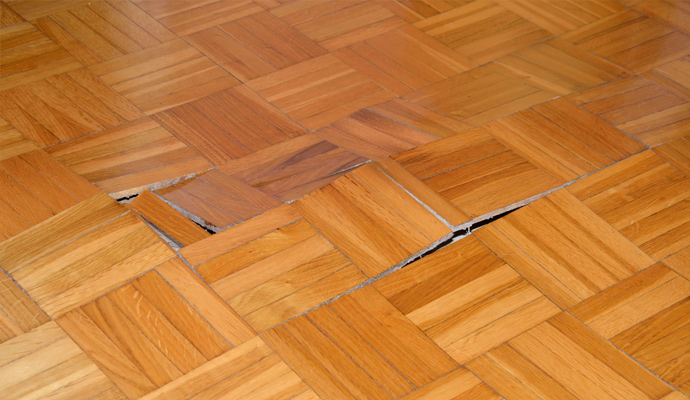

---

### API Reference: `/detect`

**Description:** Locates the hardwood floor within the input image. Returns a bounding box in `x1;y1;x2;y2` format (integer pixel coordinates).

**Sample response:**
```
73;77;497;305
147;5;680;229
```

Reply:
1;0;690;398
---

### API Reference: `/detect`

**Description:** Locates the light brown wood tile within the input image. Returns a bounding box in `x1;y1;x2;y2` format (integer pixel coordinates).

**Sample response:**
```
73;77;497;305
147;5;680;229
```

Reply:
569;150;690;260
468;312;673;400
645;55;690;102
0;321;126;400
0;1;24;27
247;54;395;130
631;0;690;36
293;163;451;277
392;127;561;218
0;116;37;161
375;235;560;364
0;268;49;344
369;98;472;139
262;285;458;399
475;189;655;308
88;39;240;114
665;246;690;281
400;368;499;400
45;117;212;198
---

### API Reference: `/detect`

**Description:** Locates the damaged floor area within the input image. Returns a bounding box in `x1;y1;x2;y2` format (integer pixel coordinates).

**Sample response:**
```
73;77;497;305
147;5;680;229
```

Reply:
2;0;690;399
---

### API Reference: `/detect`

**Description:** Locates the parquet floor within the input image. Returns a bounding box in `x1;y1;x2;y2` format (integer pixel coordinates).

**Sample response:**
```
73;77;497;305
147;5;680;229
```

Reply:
1;0;690;399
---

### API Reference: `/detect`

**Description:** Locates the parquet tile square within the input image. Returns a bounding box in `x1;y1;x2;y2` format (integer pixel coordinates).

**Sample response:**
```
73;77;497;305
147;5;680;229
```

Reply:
666;246;690;281
0;68;144;147
570;264;690;396
392;127;561;218
88;39;240;115
646;55;690;101
375;235;560;364
45;117;213;198
467;313;673;400
569;76;690;146
475;189;655;308
247;54;395;130
334;25;476;96
0;321;126;400
0;117;36;162
314;109;436;160
563;9;690;73
414;0;553;64
262;285;458;399
394;0;463;18
0;149;101;241
0;268;49;344
271;0;407;51
369;98;472;139
182;204;366;332
57;257;255;399
484;97;646;182
0;22;82;91
404;63;556;126
569;150;690;260
293;163;452;277
187;11;327;82
0;2;24;27
631;0;690;36
495;37;631;95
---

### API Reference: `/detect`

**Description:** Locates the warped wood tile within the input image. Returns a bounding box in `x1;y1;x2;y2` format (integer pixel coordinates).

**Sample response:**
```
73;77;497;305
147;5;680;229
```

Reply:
127;190;210;247
404;63;556;126
467;312;673;400
187;11;326;82
262;285;458;399
139;336;312;400
45;117;212;198
475;189;654;308
0;68;144;147
247;54;395;130
88;39;240;114
569;75;690;146
645;55;690;101
414;0;553;64
484;97;646;183
334;25;476;96
293;163;451;277
369;98;472;139
0;22;81;91
314;108;436;160
563;9;690;73
0;149;101;241
494;37;631;95
0;268;49;344
569;150;690;260
57;257;255;399
392;127;560;218
272;0;406;50
0;321;126;400
495;0;626;35
135;0;262;36
375;235;560;364
186;205;365;332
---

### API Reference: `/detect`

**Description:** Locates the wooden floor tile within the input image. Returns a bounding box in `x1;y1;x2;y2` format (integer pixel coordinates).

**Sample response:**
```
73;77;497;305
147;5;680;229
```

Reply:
88;39;240;114
404;63;556;126
140;336;311;400
183;204;365;332
0;68;144;147
314;108;436;160
569;75;690;146
645;56;690;102
0;268;49;344
369;98;472;139
0;116;37;162
0;22;82;91
0;321;126;400
187;11;326;82
569;150;690;260
272;0;406;51
415;0;553;64
475;189;654;308
127;190;210;247
631;0;690;36
375;235;560;364
665;246;690;281
136;0;262;36
468;312;673;400
400;369;499;400
484;97;646;183
392;127;560;218
0;2;24;27
334;25;475;96
293;163;451;277
390;0;462;19
57;257;255;398
495;37;630;95
247;54;395;130
45;117;213;198
263;285;458;399
0;149;101;241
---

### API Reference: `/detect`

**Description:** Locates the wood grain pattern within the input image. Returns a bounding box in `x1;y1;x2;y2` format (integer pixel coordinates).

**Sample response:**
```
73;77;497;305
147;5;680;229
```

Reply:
0;268;49;343
369;98;472;139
